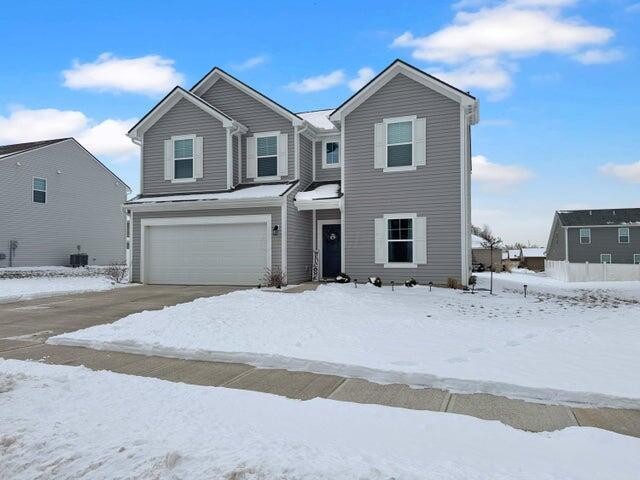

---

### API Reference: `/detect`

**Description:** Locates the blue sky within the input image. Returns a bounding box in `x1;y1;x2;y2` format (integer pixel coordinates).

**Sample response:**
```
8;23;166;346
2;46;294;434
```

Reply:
1;0;639;244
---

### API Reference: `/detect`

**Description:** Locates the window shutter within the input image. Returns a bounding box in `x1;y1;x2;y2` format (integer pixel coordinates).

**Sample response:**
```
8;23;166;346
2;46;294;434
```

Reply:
278;133;288;176
414;216;427;264
414;118;426;167
374;217;387;264
164;139;174;180
246;136;257;179
194;136;204;178
374;122;386;169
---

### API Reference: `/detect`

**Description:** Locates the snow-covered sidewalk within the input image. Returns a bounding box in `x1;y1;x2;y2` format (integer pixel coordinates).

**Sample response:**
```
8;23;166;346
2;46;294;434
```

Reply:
1;359;638;479
49;281;640;408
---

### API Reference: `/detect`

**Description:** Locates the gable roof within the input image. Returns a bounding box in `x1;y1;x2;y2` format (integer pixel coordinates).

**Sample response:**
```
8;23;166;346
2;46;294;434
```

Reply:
556;208;640;227
190;67;303;125
329;59;478;122
127;86;246;140
0;138;69;158
297;109;338;131
0;137;130;192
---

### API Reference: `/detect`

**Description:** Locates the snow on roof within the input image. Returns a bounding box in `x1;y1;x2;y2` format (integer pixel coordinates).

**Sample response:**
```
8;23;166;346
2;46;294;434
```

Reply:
295;183;340;202
522;248;546;258
297;109;337;131
508;249;521;260
471;235;486;249
129;183;292;204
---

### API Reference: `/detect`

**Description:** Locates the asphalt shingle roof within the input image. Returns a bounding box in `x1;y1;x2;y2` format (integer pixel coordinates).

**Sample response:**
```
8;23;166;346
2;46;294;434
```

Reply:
0;138;70;158
557;208;640;226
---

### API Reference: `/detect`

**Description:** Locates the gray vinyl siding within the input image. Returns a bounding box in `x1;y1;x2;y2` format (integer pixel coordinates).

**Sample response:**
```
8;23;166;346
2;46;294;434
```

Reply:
316;209;341;221
343;72;463;285
567;226;640;263
142;98;228;195
546;216;566;261
314;139;341;182
232;135;239;186
0;140;127;267
299;135;313;186
200;78;295;184
131;206;282;282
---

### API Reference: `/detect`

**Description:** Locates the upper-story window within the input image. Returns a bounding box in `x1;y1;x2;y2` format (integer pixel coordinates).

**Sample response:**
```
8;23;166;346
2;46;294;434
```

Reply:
374;115;426;172
164;135;202;183
387;119;413;168
33;177;46;204
579;228;591;244
174;138;194;179
322;138;340;168
618;227;630;244
257;135;278;177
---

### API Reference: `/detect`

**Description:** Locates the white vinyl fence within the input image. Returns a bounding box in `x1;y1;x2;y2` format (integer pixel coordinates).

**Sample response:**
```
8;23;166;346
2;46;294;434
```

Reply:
545;260;640;282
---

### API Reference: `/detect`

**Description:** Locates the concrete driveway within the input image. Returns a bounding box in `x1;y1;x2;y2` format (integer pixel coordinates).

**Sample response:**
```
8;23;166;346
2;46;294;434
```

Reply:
0;285;244;340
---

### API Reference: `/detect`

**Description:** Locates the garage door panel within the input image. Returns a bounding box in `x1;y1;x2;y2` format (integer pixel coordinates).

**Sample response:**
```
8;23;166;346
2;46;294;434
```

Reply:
145;221;269;285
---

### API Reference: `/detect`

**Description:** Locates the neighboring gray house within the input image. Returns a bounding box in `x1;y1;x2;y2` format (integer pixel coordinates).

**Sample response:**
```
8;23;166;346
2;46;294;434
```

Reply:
125;59;479;286
0;138;129;267
546;209;640;265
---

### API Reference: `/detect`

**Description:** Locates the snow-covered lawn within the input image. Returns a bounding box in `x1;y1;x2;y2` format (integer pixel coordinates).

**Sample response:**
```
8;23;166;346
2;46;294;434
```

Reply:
1;360;638;479
0;267;128;303
49;278;640;408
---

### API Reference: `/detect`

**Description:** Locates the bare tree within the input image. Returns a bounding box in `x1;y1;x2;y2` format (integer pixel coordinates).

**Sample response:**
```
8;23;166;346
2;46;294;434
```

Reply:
476;225;502;294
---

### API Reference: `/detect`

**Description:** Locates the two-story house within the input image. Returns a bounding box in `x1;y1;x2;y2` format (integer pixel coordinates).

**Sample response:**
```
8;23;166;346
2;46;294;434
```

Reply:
125;59;479;286
0;138;129;267
547;209;640;266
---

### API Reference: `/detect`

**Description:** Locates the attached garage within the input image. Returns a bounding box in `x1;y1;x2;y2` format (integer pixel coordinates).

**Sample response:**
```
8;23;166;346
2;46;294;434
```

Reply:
140;215;271;285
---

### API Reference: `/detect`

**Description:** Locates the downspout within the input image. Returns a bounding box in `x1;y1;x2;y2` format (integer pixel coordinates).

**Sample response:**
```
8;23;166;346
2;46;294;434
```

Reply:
228;123;242;189
296;123;310;182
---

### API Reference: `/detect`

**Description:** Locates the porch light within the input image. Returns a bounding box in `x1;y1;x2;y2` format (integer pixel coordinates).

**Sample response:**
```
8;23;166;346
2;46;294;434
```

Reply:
272;225;280;236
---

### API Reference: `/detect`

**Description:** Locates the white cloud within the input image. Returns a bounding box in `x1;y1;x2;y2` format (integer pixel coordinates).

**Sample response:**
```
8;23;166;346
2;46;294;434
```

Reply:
430;59;513;100
231;55;268;71
472;155;534;190
287;70;346;93
0;107;138;163
572;48;625;64
63;53;184;96
626;3;640;13
348;67;375;91
599;161;640;183
392;1;618;97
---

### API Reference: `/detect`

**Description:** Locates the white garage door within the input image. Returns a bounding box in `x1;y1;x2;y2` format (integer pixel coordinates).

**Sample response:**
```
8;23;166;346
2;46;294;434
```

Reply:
144;219;270;285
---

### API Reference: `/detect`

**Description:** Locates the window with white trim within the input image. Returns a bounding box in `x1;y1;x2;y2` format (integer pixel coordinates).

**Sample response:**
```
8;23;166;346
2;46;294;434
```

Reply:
600;253;612;264
634;254;640;265
579;228;591;244
618;227;630;244
322;138;340;168
173;138;194;179
33;177;46;204
386;119;413;168
257;135;278;177
388;217;413;263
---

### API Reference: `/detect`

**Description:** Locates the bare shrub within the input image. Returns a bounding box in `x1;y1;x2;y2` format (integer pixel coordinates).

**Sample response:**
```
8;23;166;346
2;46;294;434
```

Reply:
262;266;287;288
447;277;459;289
503;262;513;273
104;263;127;284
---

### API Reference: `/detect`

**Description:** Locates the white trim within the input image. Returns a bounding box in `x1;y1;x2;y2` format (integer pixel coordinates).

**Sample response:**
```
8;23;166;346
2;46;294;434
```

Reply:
170;134;196;183
140;214;272;284
564;227;569;261
329;61;477;122
317;218;341;279
340;117;346;272
579;228;591;244
128;210;133;283
460;106;471;286
281;196;287;278
312;140;317;181
567;223;639;229
191;69;303;125
383;115;415;171
32;176;47;204
294;125;300;180
128;87;243;139
126;197;283;213
634;253;640;265
600;253;612;264
253;131;282;181
312;210;317;251
383;213;417;268
618;227;630;244
321;136;341;169
295;198;341;211
170;178;196;184
238;131;243;183
226;129;233;189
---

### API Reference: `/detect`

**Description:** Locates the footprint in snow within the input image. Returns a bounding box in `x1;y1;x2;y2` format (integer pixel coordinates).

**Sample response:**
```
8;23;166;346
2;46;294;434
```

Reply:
446;357;468;363
505;341;520;347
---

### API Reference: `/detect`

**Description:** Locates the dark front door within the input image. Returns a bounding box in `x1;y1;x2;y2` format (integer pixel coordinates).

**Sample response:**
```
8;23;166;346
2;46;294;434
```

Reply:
322;224;341;279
